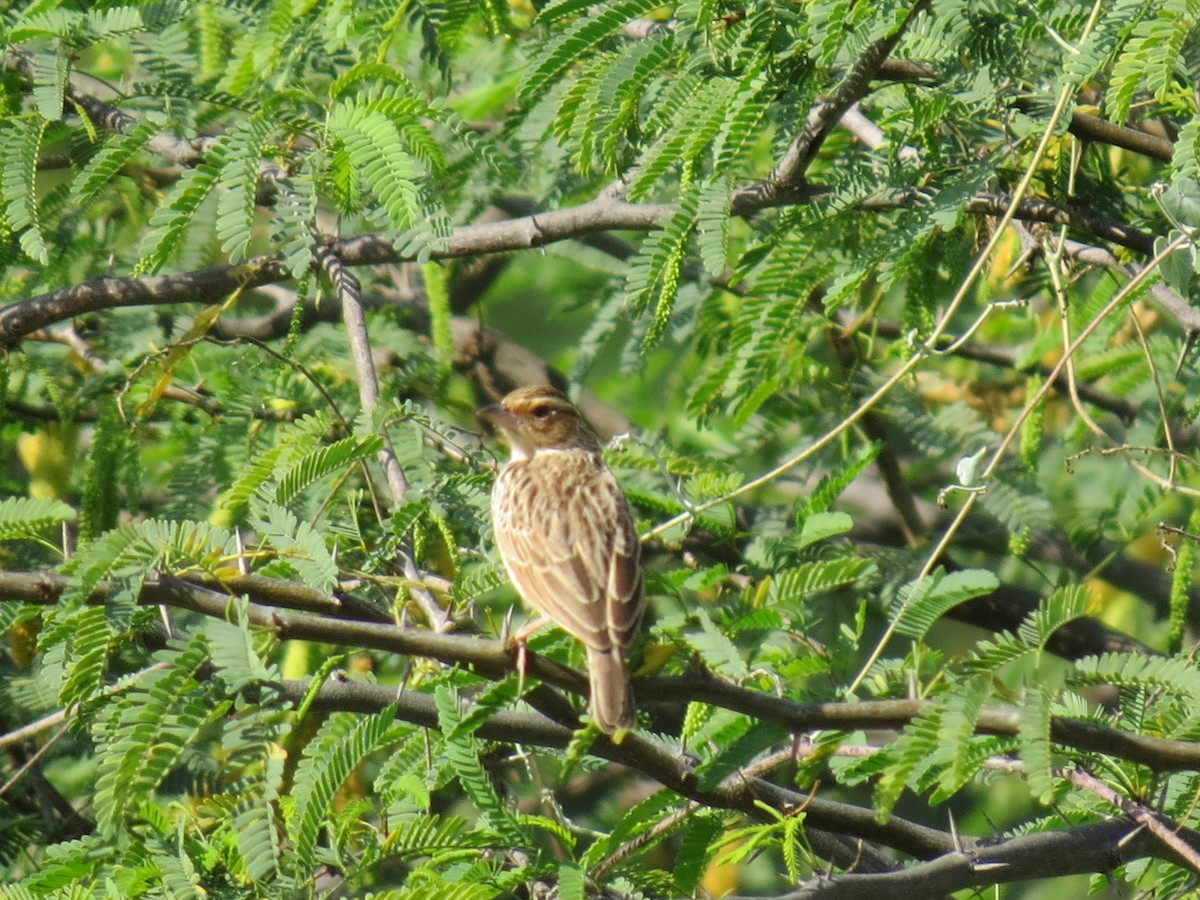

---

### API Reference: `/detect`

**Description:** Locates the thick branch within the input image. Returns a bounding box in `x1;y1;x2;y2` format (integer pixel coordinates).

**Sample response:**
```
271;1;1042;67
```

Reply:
770;818;1200;900
278;676;1200;893
0;259;287;349
966;192;1155;256
1062;110;1173;163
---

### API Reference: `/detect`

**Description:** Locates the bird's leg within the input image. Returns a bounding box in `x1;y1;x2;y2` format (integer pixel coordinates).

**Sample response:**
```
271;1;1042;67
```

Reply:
509;614;551;696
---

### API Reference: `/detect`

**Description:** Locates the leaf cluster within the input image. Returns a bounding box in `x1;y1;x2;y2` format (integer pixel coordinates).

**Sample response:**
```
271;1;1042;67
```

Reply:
4;0;1200;897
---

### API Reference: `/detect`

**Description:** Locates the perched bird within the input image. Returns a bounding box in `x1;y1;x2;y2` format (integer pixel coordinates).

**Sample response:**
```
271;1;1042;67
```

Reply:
479;385;645;740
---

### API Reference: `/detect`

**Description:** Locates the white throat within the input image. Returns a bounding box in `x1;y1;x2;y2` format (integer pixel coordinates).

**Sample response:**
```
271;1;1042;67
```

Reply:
509;444;576;462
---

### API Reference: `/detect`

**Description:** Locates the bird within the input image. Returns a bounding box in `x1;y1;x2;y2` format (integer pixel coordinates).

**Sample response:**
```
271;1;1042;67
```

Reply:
479;385;645;741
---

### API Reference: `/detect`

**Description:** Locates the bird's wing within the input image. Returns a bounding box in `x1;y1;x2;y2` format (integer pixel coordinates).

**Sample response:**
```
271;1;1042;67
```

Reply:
606;494;644;648
493;452;643;652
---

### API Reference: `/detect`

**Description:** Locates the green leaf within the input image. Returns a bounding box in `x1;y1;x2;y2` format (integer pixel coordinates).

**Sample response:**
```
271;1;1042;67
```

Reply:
422;261;453;386
580;789;680;870
0;497;76;541
92;634;218;834
799;444;882;518
1017;585;1089;649
694;722;787;792
32;48;69;121
0;115;49;264
672;811;724;893
874;704;942;818
63;519;235;606
1071;653;1200;699
136;154;222;274
928;678;992;803
434;687;528;847
272;434;383;507
687;607;747;679
252;502;339;592
625;194;698;354
55;605;117;707
794;511;853;550
695;176;731;277
522;0;664;103
1019;686;1055;804
214;116;272;263
288;707;402;870
556;862;585;900
765;558;874;608
891;568;1000;641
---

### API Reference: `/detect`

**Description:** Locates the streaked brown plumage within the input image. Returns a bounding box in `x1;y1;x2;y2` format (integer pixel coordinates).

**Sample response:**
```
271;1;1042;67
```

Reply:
479;386;645;739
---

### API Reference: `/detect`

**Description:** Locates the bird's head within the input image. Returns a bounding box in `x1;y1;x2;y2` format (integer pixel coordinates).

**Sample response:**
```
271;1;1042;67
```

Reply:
478;386;600;459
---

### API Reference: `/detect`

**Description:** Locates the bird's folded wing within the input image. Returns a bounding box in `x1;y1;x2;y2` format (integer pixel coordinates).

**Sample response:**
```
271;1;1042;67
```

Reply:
495;458;643;651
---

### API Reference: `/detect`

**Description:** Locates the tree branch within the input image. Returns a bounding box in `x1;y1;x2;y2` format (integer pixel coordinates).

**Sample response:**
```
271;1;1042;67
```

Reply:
1069;767;1200;876
966;192;1155;256
3;178;1163;351
270;674;1200;892
313;241;449;632
0;258;287;349
764;818;1200;900
731;0;931;212
3;569;1197;771
833;309;1139;424
1060;109;1173;163
271;676;934;869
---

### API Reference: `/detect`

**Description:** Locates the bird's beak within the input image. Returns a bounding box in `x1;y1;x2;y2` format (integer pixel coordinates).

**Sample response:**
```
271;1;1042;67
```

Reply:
477;403;519;433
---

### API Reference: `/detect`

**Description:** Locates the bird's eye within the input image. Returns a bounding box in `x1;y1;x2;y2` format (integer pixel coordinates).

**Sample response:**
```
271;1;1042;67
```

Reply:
532;405;552;419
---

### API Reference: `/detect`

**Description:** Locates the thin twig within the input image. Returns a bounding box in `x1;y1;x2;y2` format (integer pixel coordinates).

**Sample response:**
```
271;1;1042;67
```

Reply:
845;0;1117;691
313;242;450;632
1068;767;1200;876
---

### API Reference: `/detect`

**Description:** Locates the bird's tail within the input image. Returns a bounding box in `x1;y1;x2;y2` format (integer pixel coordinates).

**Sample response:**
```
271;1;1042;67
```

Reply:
586;647;635;742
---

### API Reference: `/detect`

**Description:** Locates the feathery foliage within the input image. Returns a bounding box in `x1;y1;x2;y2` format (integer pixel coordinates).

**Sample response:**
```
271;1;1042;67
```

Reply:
3;0;1200;896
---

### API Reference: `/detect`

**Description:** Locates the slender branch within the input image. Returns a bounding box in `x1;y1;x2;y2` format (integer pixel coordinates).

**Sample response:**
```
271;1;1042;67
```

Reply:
0;708;70;751
834;309;1139;424
1069;768;1200;876
947;581;1152;658
952;513;1200;629
1060;238;1200;334
313;242;449;632
4;569;1199;772
201;276;635;438
273;676;938;868
966;192;1154;256
0;183;1168;351
731;0;930;212
876;58;937;83
0;720;72;799
314;243;408;502
1059;109;1174;163
900;234;1191;673
825;312;925;544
